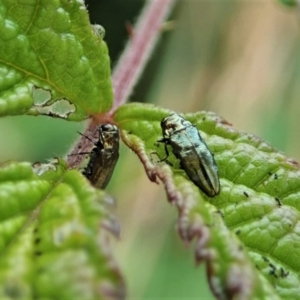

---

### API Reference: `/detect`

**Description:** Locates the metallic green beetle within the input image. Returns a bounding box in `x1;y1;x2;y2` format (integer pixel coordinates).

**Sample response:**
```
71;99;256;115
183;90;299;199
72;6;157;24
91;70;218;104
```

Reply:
158;113;220;197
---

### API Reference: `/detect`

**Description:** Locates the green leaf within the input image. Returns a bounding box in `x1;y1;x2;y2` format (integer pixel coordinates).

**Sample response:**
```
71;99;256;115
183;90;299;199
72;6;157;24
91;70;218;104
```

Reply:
277;0;297;7
0;0;112;120
0;159;124;299
114;102;300;299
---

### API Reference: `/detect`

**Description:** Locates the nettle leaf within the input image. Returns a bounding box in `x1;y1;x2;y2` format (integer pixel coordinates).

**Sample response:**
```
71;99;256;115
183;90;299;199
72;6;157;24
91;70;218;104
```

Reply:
0;0;112;120
0;159;124;299
114;103;300;300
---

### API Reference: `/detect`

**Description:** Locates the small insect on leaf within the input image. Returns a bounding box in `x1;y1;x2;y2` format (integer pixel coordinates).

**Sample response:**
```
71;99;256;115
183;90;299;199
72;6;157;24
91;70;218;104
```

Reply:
78;124;120;189
158;113;220;197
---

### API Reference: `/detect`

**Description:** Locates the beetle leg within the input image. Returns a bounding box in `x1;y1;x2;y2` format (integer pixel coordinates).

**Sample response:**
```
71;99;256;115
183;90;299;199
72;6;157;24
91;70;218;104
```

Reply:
162;142;170;161
152;137;173;165
150;151;161;163
97;127;105;148
150;151;173;166
156;138;170;162
162;157;173;166
77;131;96;145
155;138;174;165
157;137;169;143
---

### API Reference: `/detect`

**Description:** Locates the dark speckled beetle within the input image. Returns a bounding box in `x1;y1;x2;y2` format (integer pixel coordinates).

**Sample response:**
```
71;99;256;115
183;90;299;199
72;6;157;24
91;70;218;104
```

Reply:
77;124;120;189
158;113;220;197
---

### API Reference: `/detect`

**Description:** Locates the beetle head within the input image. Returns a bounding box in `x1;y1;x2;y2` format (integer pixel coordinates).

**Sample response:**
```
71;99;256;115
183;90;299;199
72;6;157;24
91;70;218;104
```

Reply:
161;113;192;136
98;124;120;149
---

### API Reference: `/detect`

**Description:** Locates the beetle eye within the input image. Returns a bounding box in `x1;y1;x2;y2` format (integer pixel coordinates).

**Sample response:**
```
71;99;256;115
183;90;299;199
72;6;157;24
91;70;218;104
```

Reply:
101;124;117;132
169;123;178;130
101;124;111;131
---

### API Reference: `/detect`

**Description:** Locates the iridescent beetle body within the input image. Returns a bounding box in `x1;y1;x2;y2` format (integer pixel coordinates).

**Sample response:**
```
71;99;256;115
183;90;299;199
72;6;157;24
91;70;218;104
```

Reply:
82;124;120;189
158;113;220;197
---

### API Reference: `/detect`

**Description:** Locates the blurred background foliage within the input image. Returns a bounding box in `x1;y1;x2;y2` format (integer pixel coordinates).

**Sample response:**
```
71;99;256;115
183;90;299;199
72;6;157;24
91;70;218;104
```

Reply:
0;0;299;298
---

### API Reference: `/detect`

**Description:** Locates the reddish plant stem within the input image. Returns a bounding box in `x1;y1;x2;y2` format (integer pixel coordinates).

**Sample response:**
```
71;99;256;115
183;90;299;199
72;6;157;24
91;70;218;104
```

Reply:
110;0;177;113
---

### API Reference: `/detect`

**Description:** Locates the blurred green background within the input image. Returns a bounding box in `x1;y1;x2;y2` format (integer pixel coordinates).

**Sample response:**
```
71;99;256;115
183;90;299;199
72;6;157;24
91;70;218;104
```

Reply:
1;0;299;299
